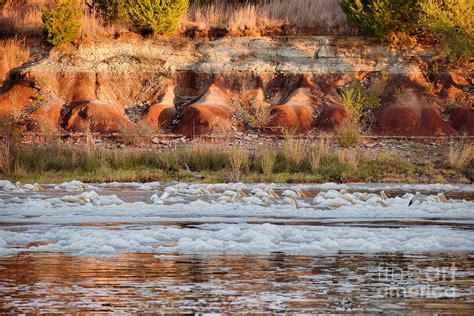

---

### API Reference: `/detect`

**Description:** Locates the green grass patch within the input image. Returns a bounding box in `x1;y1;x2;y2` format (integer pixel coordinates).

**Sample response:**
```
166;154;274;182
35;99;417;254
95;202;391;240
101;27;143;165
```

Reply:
0;144;469;184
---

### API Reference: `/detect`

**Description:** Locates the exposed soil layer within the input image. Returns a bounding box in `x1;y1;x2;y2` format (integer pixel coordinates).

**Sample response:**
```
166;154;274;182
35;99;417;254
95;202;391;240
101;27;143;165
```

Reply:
0;37;472;136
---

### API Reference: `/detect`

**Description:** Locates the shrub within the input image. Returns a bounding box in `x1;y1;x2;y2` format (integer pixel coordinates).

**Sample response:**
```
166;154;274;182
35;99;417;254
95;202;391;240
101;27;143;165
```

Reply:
340;78;386;129
92;0;129;24
340;0;420;40
42;0;82;46
419;0;474;62
234;98;273;130
119;121;155;146
127;0;189;35
341;82;364;121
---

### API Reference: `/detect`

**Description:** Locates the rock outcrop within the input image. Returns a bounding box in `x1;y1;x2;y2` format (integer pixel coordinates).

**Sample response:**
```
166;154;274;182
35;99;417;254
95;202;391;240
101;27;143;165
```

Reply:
0;82;37;116
375;89;453;136
269;88;314;134
66;100;127;134
0;37;472;136
175;84;234;137
143;85;177;130
450;107;474;134
315;104;348;130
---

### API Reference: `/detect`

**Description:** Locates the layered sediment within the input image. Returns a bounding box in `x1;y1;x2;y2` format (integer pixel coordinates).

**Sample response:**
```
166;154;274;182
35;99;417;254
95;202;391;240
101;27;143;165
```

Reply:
0;36;472;136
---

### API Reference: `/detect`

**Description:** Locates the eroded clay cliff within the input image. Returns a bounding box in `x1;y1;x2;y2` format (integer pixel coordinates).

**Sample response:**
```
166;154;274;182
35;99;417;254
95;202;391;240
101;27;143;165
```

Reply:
0;36;472;136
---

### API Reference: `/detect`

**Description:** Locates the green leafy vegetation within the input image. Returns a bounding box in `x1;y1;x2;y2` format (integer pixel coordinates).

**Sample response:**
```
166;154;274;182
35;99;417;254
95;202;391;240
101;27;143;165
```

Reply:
92;0;129;24
419;0;474;62
0;136;465;184
336;124;360;148
42;0;82;46
127;0;189;35
340;75;387;131
340;0;420;41
341;0;473;61
341;83;364;121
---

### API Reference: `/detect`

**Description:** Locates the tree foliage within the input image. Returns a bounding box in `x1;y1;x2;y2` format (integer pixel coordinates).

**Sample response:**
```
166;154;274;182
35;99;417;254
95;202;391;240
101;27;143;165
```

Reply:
341;0;473;61
127;0;189;35
420;0;474;61
340;0;420;40
42;0;82;46
92;0;129;24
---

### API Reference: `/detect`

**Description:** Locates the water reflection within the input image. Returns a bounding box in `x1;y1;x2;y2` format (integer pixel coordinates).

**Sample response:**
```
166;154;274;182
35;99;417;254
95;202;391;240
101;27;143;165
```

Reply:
0;252;472;313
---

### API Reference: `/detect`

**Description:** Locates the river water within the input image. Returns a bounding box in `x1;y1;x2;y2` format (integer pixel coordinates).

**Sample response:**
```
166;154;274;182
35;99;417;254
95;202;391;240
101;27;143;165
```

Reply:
0;181;473;313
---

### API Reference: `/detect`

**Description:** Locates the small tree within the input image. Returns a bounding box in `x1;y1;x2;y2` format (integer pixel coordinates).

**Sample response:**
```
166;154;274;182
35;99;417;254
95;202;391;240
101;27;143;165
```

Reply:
92;0;129;24
419;0;474;62
42;0;82;46
340;0;420;41
127;0;189;35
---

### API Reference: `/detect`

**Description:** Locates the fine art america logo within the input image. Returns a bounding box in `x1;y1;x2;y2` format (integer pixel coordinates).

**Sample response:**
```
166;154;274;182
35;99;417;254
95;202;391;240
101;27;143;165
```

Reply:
376;263;459;298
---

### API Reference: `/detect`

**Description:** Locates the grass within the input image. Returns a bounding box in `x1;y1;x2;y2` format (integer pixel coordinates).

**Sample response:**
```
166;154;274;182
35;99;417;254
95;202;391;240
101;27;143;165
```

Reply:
336;123;360;148
182;0;353;36
448;142;473;170
259;149;276;176
119;121;156;146
0;141;468;185
229;149;248;181
282;138;308;168
0;0;44;37
0;37;30;86
1;0;353;42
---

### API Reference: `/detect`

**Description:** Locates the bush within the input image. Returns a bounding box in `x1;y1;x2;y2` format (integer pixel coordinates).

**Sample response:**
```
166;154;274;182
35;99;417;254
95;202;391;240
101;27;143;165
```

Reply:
419;0;474;62
340;0;420;40
127;0;189;35
341;82;364;120
42;0;82;46
92;0;129;24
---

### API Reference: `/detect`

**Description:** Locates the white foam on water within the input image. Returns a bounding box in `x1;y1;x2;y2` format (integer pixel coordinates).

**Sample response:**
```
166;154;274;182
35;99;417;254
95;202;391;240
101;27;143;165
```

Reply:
0;223;472;257
0;181;473;257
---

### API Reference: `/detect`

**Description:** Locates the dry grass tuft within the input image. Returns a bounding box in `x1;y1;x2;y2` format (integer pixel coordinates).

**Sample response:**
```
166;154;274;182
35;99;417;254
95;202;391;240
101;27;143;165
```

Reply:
81;8;126;41
234;97;273;130
182;0;353;36
336;122;360;148
229;149;248;181
448;142;473;169
314;134;333;156
338;149;359;169
310;135;333;174
310;149;321;174
282;138;309;166
259;148;276;176
0;0;48;36
120;121;155;146
0;141;11;174
0;37;30;85
35;118;59;144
